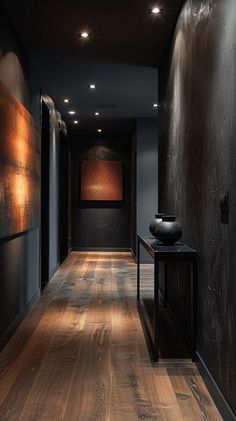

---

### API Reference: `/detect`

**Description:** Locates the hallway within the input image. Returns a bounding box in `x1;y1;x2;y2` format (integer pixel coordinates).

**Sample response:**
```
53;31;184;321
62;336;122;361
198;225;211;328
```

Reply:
0;253;221;421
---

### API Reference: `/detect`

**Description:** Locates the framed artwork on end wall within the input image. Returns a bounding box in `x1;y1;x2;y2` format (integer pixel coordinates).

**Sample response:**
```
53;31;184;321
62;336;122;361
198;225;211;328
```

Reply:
80;160;123;201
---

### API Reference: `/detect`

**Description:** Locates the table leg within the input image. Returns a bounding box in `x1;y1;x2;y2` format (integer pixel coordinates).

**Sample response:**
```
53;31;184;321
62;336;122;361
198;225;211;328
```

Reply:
192;259;197;361
137;236;140;301
153;256;159;362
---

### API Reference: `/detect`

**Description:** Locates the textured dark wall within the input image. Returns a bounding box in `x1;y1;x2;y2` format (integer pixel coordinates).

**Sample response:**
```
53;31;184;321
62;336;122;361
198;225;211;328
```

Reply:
0;4;40;349
71;136;132;249
159;0;236;416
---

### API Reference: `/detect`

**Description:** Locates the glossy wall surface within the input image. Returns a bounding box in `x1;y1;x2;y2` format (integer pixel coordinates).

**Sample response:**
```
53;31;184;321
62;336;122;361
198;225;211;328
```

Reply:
159;0;236;416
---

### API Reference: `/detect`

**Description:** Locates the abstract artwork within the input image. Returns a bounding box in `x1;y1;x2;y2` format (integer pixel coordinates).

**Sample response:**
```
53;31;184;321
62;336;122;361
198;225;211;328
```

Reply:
80;160;123;201
0;81;40;240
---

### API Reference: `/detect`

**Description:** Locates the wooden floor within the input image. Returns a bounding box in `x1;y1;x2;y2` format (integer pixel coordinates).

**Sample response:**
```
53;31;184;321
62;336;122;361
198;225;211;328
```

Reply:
0;252;222;421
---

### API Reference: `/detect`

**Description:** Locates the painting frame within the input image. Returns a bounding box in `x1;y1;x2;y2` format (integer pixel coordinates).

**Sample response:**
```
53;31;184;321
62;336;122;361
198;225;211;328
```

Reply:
79;159;124;203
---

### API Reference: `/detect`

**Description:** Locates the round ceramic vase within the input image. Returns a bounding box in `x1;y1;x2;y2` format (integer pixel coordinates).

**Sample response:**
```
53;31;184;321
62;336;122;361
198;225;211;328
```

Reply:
156;215;182;245
149;213;165;237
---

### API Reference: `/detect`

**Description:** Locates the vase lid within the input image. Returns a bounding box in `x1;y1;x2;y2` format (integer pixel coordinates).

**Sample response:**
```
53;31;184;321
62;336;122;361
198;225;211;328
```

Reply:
162;215;176;222
155;213;165;218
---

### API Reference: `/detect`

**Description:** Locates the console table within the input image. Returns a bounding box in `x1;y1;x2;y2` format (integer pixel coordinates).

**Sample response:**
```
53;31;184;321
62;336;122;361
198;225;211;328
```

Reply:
137;234;197;362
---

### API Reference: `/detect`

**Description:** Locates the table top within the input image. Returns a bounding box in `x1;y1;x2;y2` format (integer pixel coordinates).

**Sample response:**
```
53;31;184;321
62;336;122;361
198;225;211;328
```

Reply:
138;235;197;258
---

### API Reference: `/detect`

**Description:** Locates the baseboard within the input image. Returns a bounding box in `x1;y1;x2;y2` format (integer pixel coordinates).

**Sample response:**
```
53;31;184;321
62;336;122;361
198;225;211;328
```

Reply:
196;352;236;421
49;262;60;280
0;289;41;353
72;247;131;252
130;248;137;262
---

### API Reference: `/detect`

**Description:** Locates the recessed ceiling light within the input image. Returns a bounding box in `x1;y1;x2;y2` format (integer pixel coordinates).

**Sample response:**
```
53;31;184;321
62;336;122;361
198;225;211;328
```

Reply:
95;112;100;116
153;103;158;108
80;32;90;39
150;7;162;14
97;129;102;133
68;110;76;115
74;120;79;124
89;84;96;89
64;98;69;103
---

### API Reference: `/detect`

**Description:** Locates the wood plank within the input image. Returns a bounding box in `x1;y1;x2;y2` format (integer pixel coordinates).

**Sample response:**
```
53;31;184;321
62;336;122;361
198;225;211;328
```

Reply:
18;257;92;421
0;254;86;420
0;252;222;421
0;254;75;382
110;253;183;421
167;367;222;421
62;253;112;421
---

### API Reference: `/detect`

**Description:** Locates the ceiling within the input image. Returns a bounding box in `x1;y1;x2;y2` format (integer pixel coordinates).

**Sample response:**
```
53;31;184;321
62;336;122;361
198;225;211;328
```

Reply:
3;0;184;136
3;0;184;66
33;55;158;135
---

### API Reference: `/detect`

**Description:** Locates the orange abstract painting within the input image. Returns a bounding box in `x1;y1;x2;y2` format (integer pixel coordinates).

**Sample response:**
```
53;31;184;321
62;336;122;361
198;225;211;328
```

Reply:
80;160;123;201
0;81;40;239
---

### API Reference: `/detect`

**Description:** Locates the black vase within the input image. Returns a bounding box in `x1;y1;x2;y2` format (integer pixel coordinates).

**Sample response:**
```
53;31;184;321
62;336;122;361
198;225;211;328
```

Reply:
156;215;182;245
149;213;165;237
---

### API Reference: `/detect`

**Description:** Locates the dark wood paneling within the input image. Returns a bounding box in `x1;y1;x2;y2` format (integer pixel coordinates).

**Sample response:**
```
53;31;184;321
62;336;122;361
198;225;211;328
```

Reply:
72;136;132;249
159;0;236;416
165;261;193;342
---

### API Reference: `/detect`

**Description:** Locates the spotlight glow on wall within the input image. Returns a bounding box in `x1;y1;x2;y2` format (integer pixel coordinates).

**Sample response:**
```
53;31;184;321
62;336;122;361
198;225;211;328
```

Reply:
149;7;162;15
95;112;100;116
153;103;158;108
64;98;69;103
89;84;96;89
68;110;76;115
97;129;102;133
74;120;79;124
80;32;90;39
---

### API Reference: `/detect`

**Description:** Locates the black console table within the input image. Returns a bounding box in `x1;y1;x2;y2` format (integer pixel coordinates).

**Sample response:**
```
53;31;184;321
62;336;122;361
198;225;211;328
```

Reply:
137;234;197;362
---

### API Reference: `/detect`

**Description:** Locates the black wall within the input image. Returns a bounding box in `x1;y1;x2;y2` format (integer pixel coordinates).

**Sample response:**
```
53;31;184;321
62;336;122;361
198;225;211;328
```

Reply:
159;0;236;418
0;4;40;349
71;135;132;250
136;118;158;247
